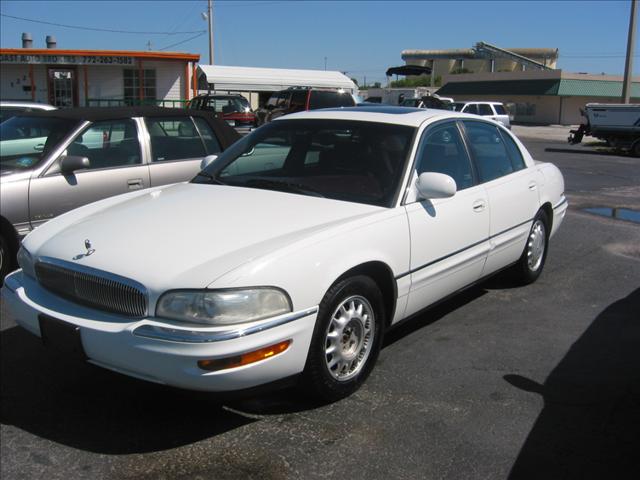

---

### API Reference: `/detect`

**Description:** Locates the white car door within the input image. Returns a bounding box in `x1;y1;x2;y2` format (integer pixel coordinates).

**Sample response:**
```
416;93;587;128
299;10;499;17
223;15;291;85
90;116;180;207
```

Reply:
403;120;491;318
461;120;540;276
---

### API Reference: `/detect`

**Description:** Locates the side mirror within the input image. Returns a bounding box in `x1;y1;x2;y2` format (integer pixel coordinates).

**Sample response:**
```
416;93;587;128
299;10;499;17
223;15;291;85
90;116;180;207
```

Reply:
200;154;218;170
416;172;456;200
60;155;90;173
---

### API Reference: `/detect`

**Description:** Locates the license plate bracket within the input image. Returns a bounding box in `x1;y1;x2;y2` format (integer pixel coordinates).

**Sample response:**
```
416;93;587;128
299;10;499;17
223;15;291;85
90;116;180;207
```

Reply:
38;314;87;361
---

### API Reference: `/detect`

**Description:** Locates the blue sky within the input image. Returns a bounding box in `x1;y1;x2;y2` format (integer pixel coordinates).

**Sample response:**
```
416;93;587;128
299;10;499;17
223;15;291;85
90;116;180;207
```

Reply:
1;0;637;84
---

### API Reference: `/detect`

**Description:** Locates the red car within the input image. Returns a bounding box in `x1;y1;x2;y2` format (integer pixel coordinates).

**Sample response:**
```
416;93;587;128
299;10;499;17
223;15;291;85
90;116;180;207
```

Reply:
187;94;257;129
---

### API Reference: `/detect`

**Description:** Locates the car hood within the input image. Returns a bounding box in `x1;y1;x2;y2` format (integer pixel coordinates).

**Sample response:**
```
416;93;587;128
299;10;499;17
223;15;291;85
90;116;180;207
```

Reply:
26;183;383;292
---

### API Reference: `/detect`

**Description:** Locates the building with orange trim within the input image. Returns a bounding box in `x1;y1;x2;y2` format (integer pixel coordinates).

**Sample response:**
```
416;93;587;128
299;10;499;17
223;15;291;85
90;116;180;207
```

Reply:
0;46;200;108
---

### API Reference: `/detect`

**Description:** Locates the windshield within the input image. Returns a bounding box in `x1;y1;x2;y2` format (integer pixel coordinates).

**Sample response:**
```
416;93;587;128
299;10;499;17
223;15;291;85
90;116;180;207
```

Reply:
0;115;79;172
195;119;415;207
204;96;250;113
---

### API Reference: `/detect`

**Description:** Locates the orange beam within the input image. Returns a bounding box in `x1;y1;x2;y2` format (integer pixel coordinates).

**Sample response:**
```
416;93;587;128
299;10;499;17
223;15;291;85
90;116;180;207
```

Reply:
83;65;88;106
0;48;199;62
192;63;197;98
184;62;189;101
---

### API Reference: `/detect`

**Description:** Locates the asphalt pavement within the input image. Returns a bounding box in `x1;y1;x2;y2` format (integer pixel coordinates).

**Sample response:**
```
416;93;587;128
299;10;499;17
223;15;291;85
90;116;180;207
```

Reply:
1;129;639;480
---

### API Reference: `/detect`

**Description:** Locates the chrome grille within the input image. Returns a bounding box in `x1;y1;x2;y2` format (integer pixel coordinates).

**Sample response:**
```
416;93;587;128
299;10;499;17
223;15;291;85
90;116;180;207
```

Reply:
35;260;147;317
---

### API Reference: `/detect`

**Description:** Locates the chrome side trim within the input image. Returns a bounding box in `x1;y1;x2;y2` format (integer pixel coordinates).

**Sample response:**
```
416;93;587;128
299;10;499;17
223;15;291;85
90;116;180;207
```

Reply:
553;197;568;210
132;306;319;343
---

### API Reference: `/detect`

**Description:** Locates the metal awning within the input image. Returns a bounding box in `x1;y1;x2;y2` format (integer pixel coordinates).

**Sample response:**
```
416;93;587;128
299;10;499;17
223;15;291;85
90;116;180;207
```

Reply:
385;65;432;77
197;65;358;92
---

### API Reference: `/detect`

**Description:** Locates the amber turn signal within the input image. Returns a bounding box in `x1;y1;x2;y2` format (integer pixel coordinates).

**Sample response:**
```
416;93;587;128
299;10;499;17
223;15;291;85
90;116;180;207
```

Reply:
197;339;292;372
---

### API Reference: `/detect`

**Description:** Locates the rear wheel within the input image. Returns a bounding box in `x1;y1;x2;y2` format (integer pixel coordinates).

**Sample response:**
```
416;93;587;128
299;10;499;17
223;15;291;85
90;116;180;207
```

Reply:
302;275;385;402
513;210;549;285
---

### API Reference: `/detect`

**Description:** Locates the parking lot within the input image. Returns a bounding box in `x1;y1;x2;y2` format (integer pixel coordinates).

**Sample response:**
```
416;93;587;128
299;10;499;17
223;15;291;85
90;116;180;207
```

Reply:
1;126;639;480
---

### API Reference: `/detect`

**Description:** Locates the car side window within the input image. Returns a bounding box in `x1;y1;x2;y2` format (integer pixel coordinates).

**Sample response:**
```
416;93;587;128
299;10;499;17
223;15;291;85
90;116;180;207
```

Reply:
478;104;493;116
499;129;526;171
192;117;222;154
290;90;307;111
415;122;474;190
463;121;514;182
463;104;478;115
146;117;207;162
67;119;141;170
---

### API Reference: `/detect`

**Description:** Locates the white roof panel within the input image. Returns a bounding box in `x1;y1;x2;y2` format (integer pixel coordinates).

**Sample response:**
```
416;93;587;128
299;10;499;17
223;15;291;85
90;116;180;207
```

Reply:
198;65;358;92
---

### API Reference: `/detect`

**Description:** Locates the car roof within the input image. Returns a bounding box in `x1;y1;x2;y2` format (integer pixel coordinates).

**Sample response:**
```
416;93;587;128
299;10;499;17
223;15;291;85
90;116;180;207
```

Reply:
279;106;463;127
14;106;217;121
457;101;504;105
0;101;56;110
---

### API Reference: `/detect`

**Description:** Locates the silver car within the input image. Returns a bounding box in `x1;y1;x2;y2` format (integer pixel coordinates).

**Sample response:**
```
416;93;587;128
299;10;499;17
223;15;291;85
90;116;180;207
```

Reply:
0;101;56;123
0;106;240;279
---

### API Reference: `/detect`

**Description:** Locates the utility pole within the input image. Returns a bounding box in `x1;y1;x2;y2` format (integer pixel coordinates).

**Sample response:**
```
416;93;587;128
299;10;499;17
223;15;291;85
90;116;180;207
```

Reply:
207;0;214;65
622;0;637;103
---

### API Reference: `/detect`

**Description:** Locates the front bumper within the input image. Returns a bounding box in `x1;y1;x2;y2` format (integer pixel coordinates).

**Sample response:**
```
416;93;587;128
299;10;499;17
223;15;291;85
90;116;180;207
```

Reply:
1;270;318;392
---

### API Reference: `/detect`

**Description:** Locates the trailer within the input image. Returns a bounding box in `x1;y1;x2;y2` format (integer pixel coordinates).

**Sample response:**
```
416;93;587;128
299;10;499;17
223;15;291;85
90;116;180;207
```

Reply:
568;103;640;156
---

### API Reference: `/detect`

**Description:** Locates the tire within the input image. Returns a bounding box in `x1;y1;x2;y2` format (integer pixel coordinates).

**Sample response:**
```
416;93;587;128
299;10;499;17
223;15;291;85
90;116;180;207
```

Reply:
302;275;385;402
513;210;549;285
0;234;13;283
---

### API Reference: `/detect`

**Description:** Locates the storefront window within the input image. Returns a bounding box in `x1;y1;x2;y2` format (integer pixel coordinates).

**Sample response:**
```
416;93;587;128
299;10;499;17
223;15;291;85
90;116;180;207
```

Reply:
123;69;156;104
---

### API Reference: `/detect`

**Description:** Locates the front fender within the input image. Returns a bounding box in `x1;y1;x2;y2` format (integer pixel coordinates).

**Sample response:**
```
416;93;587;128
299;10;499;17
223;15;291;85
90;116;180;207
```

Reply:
209;208;411;313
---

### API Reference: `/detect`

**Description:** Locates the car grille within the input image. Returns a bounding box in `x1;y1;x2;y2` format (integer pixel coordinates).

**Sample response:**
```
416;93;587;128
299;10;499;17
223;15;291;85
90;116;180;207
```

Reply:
35;261;147;318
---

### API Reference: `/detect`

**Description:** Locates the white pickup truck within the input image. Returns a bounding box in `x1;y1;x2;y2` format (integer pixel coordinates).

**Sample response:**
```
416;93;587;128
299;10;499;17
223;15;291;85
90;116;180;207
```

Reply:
568;103;640;156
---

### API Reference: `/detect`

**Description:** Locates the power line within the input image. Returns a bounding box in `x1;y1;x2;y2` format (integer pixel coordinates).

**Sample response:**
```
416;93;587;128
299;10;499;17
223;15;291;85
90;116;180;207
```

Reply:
0;13;206;35
159;31;207;51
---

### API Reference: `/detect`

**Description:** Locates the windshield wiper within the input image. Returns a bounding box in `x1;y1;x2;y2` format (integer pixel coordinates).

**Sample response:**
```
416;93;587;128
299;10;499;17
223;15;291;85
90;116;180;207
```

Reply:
245;178;325;198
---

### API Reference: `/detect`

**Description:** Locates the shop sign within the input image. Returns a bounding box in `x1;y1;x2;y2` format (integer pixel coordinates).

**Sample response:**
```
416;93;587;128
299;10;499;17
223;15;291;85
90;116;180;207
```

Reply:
0;54;134;65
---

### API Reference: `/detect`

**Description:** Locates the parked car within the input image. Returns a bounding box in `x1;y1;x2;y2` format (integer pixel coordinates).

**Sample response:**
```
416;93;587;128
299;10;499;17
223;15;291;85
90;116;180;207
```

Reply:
451;101;511;129
2;106;566;402
187;94;257;134
259;87;356;124
0;106;240;279
401;95;454;110
0;101;56;123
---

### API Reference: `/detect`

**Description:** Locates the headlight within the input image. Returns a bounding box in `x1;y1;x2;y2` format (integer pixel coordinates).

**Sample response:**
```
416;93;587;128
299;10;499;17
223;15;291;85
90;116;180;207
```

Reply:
156;288;292;326
17;246;36;279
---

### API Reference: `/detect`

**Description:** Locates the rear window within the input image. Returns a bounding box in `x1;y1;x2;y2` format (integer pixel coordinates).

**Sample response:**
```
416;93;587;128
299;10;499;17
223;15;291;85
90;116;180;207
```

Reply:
309;91;355;110
493;104;507;115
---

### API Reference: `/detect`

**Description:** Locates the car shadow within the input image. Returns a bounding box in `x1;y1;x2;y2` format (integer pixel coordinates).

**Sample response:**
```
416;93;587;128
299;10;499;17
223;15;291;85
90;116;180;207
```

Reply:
505;287;640;479
384;285;487;347
0;325;258;454
0;283;492;453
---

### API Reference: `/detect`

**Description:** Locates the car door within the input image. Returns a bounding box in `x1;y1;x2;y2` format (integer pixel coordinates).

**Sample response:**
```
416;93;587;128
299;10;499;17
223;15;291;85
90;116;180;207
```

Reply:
28;118;150;228
145;116;222;187
403;120;491;318
461;120;540;276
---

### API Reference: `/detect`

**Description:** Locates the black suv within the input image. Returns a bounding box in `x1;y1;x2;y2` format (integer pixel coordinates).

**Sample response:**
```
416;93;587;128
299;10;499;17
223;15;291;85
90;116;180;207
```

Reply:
259;88;355;124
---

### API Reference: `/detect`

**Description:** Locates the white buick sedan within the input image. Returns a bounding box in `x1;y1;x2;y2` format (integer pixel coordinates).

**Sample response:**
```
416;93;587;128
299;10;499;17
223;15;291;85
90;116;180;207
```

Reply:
2;107;567;401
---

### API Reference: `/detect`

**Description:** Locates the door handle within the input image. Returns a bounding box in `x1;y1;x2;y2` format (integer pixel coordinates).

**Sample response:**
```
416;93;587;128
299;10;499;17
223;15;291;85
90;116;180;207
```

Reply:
127;178;143;189
472;200;486;212
528;181;537;191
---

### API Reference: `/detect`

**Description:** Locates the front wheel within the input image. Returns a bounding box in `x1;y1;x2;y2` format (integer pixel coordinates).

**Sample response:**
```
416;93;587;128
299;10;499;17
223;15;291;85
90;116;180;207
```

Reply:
302;275;385;402
513;210;549;285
